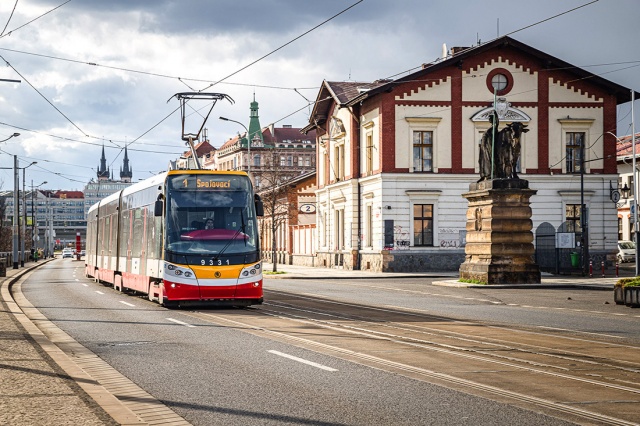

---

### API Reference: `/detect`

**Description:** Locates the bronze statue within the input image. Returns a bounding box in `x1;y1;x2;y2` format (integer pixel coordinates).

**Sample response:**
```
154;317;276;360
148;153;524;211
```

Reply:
478;111;499;182
478;113;529;181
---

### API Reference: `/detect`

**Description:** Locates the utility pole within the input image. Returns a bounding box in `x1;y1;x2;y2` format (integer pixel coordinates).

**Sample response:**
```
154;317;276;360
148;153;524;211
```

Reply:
632;90;638;276
12;155;19;269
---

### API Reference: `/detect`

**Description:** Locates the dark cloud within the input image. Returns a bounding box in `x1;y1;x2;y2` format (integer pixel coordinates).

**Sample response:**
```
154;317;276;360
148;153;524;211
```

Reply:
27;0;391;35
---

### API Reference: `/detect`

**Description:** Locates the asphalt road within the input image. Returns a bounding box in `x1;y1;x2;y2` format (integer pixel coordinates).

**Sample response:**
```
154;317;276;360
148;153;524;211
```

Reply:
20;259;636;425
266;277;640;342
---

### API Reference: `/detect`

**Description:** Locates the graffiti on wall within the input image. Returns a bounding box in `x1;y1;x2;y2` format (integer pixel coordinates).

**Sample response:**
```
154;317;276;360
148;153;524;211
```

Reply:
439;228;465;248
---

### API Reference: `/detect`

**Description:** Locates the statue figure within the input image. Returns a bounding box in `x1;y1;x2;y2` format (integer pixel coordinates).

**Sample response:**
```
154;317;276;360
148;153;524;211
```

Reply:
478;111;499;182
498;122;529;179
478;113;529;181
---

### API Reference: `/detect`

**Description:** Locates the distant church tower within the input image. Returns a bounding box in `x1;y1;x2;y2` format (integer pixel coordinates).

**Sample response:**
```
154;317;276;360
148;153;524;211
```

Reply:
97;144;110;181
247;93;264;147
120;146;133;183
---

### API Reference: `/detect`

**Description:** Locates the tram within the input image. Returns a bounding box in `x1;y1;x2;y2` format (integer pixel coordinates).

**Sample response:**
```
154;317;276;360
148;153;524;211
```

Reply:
85;170;264;308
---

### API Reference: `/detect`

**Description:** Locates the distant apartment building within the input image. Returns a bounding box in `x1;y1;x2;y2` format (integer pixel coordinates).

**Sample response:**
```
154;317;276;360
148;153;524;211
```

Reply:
214;98;316;190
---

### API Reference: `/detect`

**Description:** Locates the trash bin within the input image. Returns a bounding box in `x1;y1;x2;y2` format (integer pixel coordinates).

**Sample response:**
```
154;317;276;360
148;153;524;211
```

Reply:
570;252;580;268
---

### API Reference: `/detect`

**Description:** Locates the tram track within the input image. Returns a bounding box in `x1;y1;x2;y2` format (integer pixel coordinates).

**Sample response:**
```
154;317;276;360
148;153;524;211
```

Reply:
184;289;640;425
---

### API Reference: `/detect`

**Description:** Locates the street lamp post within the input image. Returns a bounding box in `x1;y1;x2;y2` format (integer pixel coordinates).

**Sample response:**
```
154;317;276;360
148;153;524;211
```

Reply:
31;180;46;261
219;116;251;175
21;162;37;266
12;155;19;269
580;138;589;276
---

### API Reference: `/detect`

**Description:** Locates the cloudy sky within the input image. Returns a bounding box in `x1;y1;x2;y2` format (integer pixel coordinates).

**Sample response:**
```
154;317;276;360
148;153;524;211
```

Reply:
0;0;638;191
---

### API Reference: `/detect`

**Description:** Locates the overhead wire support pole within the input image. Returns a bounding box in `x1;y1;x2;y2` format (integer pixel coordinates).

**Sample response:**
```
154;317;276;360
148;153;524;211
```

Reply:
13;155;19;269
170;92;234;170
632;89;638;276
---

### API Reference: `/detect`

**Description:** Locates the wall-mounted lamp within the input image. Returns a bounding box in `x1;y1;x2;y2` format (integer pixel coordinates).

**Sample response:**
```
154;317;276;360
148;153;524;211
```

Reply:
621;183;631;200
384;205;392;210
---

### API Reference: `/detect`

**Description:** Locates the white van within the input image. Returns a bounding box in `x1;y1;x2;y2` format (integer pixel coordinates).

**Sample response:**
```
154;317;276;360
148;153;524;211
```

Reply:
62;248;74;259
617;241;636;263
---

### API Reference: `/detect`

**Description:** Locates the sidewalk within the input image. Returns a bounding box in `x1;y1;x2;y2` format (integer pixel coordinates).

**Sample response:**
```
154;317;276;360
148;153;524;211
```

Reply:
0;261;141;426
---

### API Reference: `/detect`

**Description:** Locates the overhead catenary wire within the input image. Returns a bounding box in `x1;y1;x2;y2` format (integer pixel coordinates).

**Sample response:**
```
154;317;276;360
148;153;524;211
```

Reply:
0;0;19;37
0;0;633;189
0;0;70;39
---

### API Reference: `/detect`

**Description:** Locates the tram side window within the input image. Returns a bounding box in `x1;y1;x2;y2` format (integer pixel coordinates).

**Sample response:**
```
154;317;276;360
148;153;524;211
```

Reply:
99;217;108;254
132;208;144;258
146;204;158;260
121;209;131;256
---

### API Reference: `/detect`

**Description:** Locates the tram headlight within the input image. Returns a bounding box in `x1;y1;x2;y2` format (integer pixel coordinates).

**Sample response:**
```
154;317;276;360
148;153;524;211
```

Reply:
239;262;262;279
164;262;196;280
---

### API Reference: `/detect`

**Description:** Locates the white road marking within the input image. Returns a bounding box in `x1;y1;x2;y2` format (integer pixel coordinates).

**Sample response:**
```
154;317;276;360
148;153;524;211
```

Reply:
536;326;624;339
268;350;338;372
166;318;195;328
119;301;135;307
82;284;88;287
95;291;105;295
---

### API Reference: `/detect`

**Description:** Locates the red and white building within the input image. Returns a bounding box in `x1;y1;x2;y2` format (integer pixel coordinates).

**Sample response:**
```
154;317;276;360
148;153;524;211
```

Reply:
303;36;637;272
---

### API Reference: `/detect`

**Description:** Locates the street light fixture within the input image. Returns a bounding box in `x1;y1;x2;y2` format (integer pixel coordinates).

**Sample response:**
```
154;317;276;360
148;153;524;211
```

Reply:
219;116;251;175
621;183;631;200
0;132;20;143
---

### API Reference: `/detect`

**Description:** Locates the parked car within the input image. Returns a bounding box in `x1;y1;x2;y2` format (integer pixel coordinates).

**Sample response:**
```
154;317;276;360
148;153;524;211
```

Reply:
617;241;636;263
62;248;74;259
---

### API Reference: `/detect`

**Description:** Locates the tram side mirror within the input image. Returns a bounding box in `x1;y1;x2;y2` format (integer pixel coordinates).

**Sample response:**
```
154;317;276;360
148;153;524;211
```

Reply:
154;199;164;217
254;194;264;217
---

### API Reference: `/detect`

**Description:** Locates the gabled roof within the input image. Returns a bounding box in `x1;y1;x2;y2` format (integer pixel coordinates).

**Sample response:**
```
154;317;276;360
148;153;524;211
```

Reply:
54;190;84;199
616;132;640;158
218;134;242;151
219;126;315;149
272;126;315;143
350;36;639;106
302;80;387;133
182;140;214;158
304;35;639;132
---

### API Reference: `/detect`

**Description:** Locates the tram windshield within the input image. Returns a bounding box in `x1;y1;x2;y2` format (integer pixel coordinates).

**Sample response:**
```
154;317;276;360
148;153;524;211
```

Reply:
165;174;258;257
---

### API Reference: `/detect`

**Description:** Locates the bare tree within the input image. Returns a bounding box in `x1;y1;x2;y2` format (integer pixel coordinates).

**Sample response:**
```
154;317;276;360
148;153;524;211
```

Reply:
257;149;301;272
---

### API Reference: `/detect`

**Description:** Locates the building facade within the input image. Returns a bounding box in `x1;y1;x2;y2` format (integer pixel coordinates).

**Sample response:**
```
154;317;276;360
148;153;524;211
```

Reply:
616;132;640;242
258;172;317;266
303;36;634;272
215;99;316;190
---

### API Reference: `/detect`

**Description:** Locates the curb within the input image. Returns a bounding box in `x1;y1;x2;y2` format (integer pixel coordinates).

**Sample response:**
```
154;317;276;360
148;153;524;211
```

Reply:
432;279;614;291
0;261;148;425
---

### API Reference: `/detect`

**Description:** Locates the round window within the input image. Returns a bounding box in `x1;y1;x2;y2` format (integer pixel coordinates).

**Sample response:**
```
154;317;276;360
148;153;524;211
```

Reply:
485;68;513;95
491;73;508;91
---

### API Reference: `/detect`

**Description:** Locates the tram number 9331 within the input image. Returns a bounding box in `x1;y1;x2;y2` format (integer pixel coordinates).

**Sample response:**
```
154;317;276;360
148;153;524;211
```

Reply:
201;258;230;266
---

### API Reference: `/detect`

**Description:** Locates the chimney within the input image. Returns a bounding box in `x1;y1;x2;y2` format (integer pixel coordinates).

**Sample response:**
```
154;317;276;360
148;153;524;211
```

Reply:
450;46;470;55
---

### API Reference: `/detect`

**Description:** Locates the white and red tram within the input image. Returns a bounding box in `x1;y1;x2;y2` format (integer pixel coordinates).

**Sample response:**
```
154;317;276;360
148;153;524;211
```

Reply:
85;170;264;308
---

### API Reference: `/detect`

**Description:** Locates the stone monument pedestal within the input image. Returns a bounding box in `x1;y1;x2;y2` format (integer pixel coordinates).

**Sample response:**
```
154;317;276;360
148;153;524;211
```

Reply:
459;179;541;284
